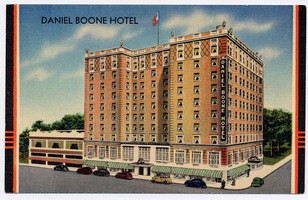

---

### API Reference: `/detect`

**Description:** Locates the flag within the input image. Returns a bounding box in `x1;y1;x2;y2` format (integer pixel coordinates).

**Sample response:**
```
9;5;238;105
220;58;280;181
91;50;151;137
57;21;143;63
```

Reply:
152;12;159;26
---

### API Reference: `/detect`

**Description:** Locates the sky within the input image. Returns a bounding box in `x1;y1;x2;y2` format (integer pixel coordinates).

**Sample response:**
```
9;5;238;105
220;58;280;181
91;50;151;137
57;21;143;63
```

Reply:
18;5;293;132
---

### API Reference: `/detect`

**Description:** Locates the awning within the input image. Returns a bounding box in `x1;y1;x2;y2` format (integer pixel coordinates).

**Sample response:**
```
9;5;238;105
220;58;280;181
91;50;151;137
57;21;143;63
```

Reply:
108;161;133;170
227;164;250;177
84;160;108;167
83;160;133;170
170;167;222;178
152;165;172;173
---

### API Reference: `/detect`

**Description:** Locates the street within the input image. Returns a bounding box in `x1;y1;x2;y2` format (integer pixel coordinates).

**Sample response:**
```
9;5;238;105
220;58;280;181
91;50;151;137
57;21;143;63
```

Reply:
19;160;291;194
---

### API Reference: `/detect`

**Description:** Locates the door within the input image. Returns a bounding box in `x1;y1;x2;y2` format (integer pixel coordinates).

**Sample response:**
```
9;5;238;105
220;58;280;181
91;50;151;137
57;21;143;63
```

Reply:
139;167;144;175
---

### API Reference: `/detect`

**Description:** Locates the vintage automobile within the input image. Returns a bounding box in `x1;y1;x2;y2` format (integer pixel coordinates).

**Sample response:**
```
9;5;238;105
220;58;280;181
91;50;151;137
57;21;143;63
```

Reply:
184;179;207;188
93;168;110;177
54;164;69;172
76;167;93;175
151;175;172;184
251;177;264;187
115;171;133;180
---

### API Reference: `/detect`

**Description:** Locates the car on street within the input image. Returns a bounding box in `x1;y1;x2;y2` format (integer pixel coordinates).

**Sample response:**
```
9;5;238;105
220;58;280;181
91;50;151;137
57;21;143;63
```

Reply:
93;168;110;177
77;167;93;175
184;179;207;188
251;177;264;187
115;171;133;180
54;164;69;172
151;175;172;184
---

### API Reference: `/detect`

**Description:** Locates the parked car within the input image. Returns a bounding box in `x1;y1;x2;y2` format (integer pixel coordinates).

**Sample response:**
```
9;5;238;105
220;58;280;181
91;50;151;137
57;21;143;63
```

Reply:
151;175;172;184
115;171;133;180
251;177;264;187
54;164;69;172
184;179;207;188
76;167;93;175
93;168;110;177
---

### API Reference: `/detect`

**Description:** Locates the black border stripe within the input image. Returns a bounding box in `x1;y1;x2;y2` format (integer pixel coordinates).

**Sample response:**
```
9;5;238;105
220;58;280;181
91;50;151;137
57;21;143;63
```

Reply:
5;5;14;193
297;5;306;194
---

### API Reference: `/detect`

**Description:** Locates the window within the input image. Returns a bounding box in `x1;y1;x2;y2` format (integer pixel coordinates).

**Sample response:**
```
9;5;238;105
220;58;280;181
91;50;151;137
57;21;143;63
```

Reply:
211;71;218;79
163;124;168;131
178;99;183;107
140;82;145;89
177;111;183;120
151;102;156;110
89;114;93;121
194;111;200;119
89;124;93;131
211;123;217;131
163;79;168;86
87;146;95;158
208;151;219;166
112;82;116;89
89;84;94;91
211;58;218;66
194;135;200;144
211;84;218;92
175;150;185;164
163;113;168;120
140;124;144;132
194;123;200;132
126;124;130;131
177;49;183;59
89;74;94;81
100;72;105;80
194;73;200;81
150;135;156;142
111;103;116;110
192;151;201;165
132;124;137;131
100;124;105;131
139;147;150;162
100;114;104;121
194;98;200;106
162;134;168;142
211;110;217;118
163;68;168;75
163;90;168;98
151;124;156;131
211;97;217;105
234;150;239;163
178;87;183;95
140;134;145;142
112;92;116;100
178;74;183;83
140;92;144;100
98;147;106;159
133;83;137;90
177;124;183;132
211;135;218;144
112;71;117;78
110;147;117;160
211;45;217;54
140;114;144;121
178;62;183;70
163;101;168;109
156;147;169;162
151;81;156;88
194;47;200;56
151;70;157;77
123;146;134;161
132;134;137;141
194;86;200;94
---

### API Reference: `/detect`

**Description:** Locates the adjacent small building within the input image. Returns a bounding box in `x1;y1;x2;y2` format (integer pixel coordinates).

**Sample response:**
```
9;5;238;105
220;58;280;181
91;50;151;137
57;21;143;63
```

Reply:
28;130;84;168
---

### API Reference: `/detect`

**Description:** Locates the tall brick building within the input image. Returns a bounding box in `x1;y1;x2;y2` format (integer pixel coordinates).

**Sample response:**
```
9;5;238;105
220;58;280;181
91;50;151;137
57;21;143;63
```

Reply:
83;21;264;182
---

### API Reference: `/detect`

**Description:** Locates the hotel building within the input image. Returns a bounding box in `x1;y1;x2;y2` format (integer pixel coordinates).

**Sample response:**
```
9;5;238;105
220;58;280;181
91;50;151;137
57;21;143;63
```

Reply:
83;21;264;182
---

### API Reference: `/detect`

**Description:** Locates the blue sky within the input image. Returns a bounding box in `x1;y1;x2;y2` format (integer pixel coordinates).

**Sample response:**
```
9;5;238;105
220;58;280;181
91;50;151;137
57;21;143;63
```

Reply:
19;5;293;131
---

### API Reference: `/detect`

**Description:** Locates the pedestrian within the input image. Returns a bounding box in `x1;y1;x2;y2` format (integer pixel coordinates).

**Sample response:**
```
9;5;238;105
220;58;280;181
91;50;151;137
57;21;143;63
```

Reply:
231;178;236;186
247;169;250;177
221;180;226;189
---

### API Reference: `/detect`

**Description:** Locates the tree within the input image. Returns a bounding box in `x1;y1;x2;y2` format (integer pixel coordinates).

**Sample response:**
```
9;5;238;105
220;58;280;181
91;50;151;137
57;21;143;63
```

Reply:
263;108;292;156
31;120;52;131
51;113;84;130
19;128;30;159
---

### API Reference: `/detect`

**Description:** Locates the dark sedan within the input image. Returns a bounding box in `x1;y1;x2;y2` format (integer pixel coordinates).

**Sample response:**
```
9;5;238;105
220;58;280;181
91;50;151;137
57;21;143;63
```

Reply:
115;171;133;180
54;164;69;172
77;167;93;175
93;168;110;177
184;179;207;188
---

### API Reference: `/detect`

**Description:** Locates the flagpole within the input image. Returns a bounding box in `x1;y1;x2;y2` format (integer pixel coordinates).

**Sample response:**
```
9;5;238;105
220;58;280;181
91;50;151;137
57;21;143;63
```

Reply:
157;11;160;45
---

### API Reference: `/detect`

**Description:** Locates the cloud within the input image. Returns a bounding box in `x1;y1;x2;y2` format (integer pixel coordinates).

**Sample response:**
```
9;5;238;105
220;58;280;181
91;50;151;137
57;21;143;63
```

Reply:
73;25;122;40
233;21;274;33
24;68;54;81
59;67;84;80
163;10;228;34
21;42;76;68
257;47;283;59
163;9;274;35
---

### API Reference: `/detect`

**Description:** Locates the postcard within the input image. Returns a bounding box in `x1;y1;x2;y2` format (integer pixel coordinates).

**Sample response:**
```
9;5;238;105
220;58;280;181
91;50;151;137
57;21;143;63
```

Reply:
4;3;306;195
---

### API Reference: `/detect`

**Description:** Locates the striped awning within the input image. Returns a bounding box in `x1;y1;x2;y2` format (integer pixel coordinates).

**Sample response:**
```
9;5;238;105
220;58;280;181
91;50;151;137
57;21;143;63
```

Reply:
83;160;133;170
84;160;108;167
227;164;250;177
152;165;172;173
170;167;222;178
108;161;133;170
151;165;222;178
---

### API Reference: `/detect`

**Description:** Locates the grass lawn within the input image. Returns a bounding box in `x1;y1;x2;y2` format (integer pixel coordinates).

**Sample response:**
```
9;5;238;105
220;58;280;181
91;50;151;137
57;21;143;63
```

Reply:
263;146;292;165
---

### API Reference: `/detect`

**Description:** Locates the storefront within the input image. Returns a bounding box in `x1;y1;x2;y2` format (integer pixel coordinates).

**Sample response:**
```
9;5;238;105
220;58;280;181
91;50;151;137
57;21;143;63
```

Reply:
227;164;250;180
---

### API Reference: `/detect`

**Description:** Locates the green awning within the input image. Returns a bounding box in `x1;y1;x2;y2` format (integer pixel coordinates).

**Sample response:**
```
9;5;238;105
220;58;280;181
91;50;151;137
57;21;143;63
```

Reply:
227;164;250;177
165;166;222;178
152;165;172;173
84;160;108;167
108;161;133;170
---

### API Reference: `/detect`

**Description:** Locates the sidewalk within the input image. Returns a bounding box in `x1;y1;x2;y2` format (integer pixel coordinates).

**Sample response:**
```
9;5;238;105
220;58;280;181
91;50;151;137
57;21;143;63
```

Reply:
212;155;292;190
